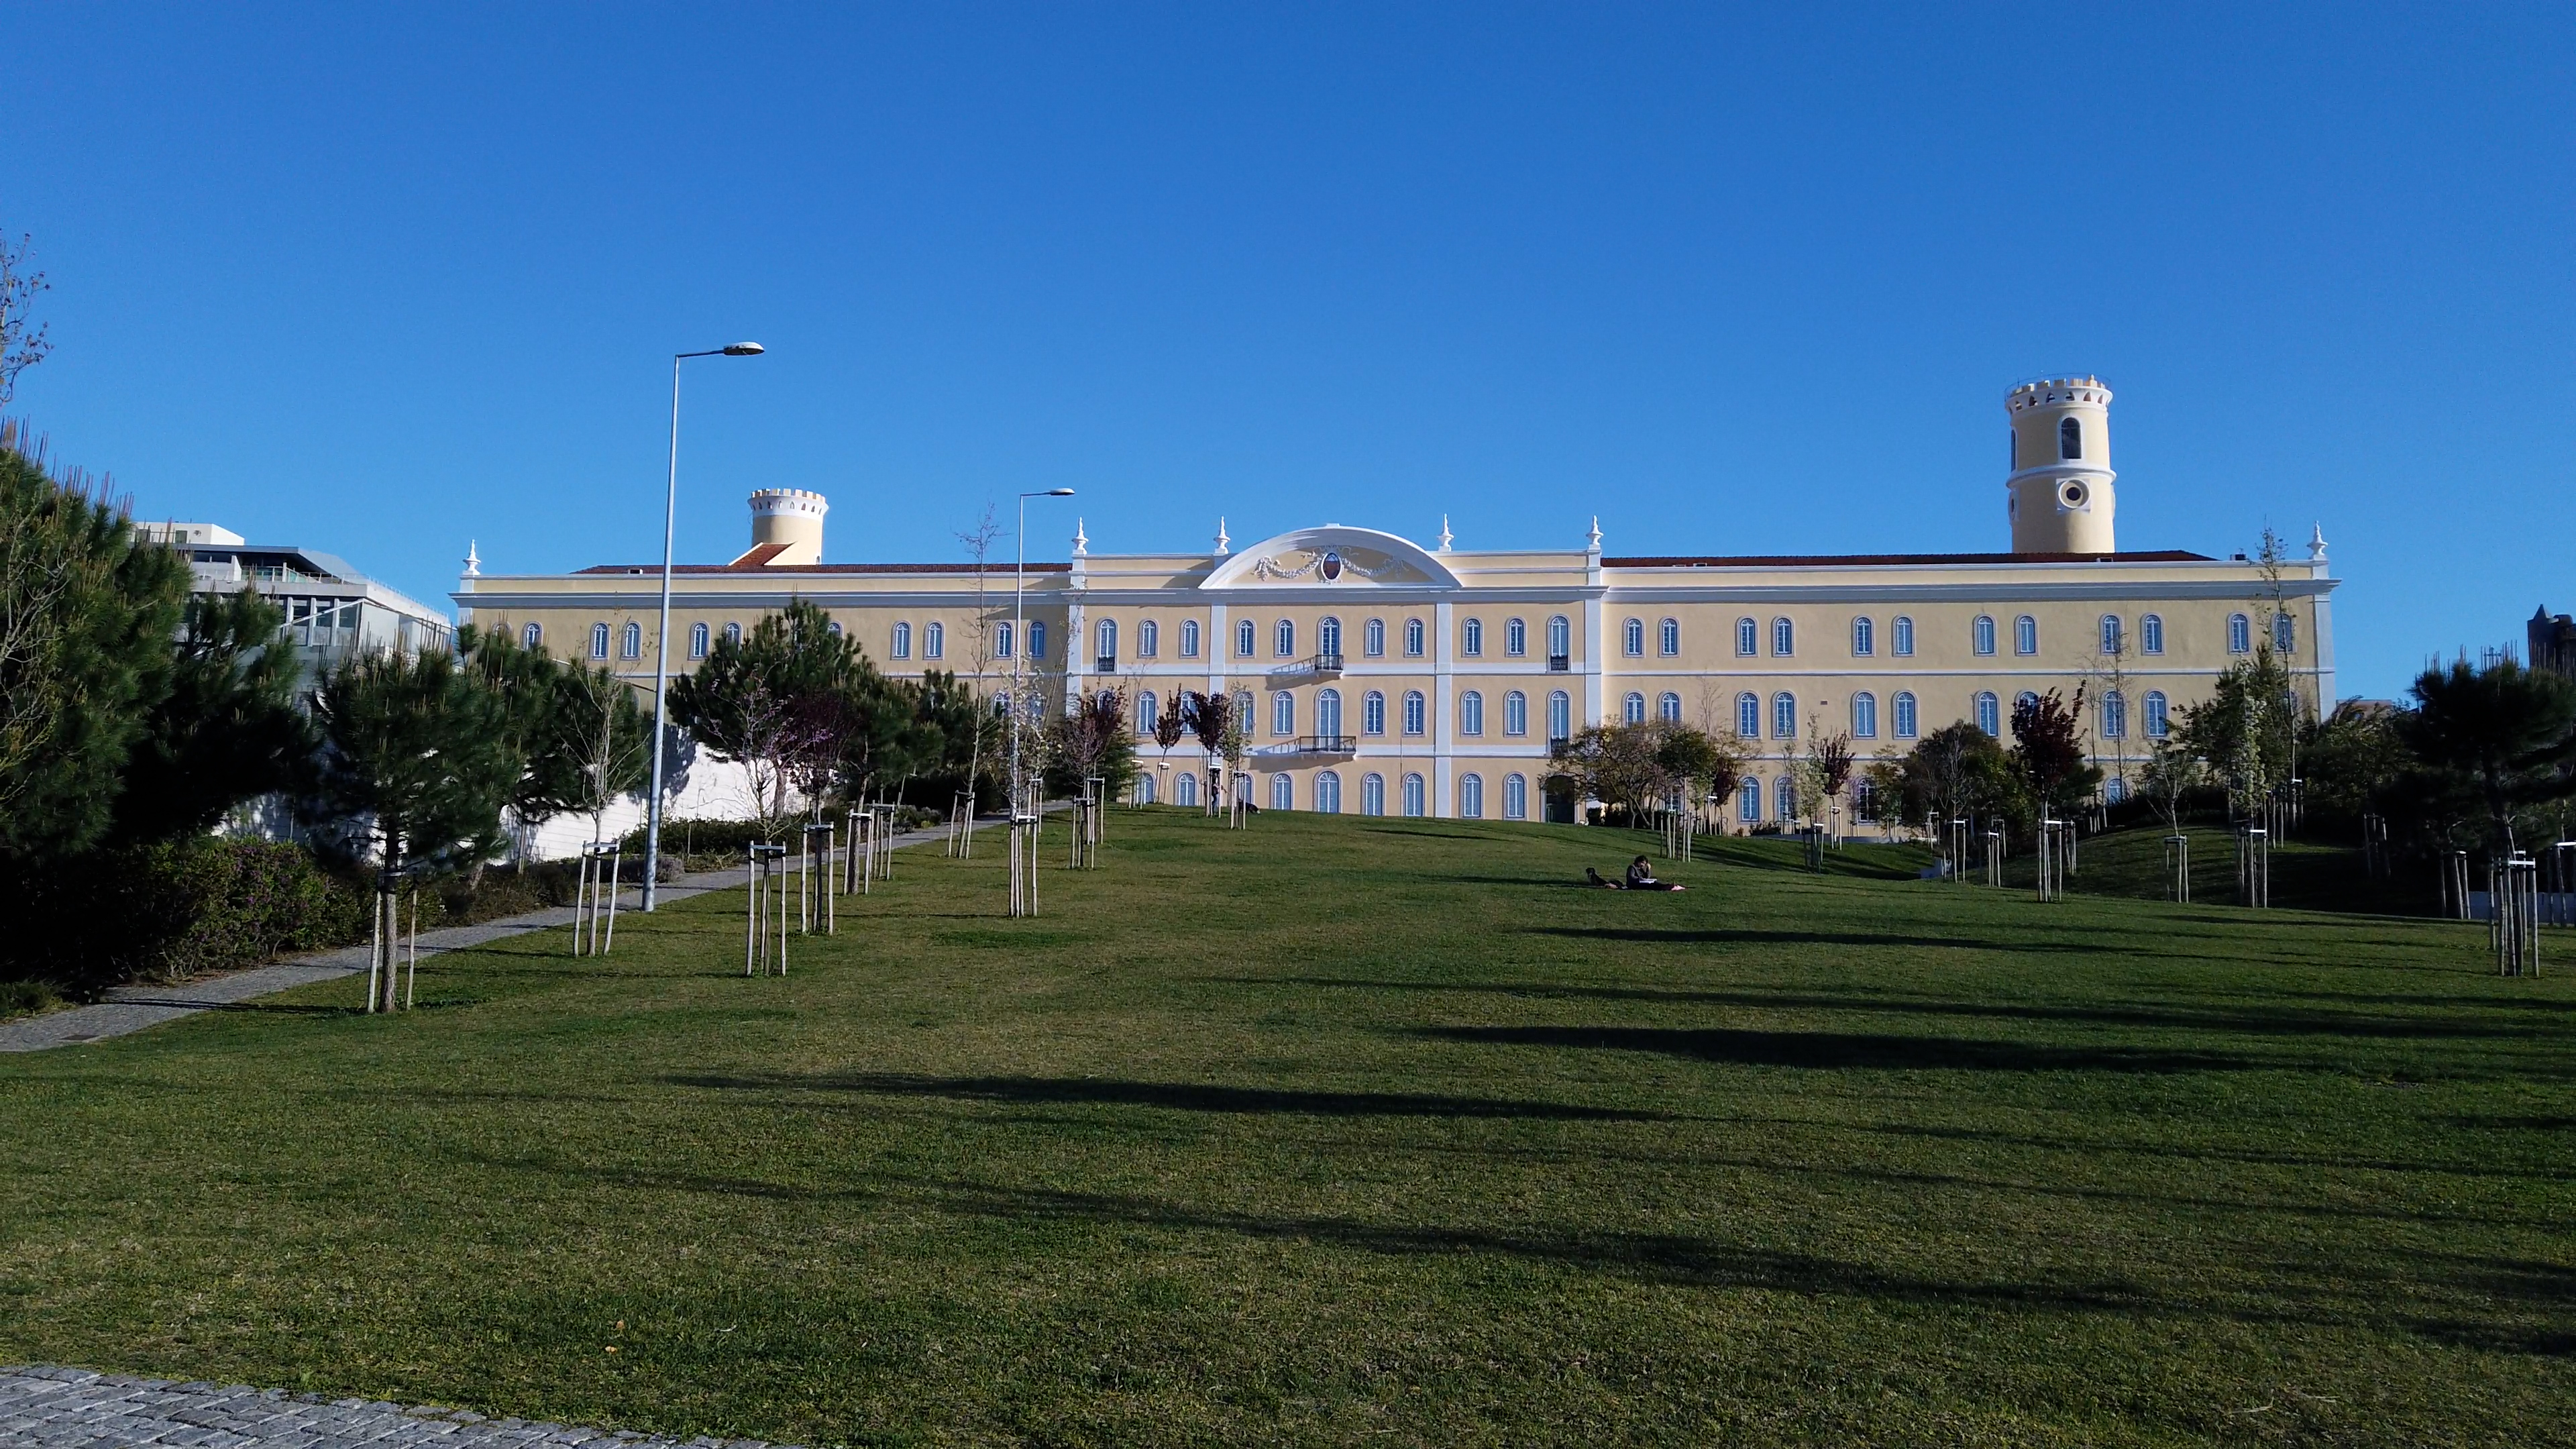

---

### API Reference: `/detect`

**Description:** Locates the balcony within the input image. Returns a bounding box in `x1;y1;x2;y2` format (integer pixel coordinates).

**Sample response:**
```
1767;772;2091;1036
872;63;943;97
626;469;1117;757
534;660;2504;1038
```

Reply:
1547;654;1572;672
1254;735;1356;760
1308;651;1344;678
1095;655;1117;674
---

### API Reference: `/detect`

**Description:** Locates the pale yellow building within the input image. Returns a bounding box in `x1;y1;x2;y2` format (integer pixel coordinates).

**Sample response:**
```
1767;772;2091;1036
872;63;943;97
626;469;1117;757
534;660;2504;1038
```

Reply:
454;378;2337;826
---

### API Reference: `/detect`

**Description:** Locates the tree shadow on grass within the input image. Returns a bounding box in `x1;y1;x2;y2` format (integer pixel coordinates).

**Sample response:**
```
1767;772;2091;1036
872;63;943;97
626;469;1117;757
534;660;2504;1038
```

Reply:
469;1150;2573;1354
1224;975;2548;1043
1409;1024;2254;1073
661;1070;1678;1122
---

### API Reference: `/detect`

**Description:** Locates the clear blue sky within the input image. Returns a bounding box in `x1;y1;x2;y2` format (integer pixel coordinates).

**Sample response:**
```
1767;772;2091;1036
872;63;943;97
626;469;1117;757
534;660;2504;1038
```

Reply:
7;5;2569;700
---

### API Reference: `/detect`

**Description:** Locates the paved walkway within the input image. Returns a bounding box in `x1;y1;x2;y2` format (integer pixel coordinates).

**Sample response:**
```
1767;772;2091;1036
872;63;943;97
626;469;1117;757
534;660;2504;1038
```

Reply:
0;824;958;1055
0;1366;798;1449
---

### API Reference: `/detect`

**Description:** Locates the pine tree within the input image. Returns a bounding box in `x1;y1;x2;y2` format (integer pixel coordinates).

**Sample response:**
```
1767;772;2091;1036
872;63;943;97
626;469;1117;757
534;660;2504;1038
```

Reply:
109;588;314;844
309;648;519;875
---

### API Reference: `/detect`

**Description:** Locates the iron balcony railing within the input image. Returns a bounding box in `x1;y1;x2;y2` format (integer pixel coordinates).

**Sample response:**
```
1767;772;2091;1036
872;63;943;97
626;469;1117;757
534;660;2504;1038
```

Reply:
1547;654;1572;672
1308;651;1344;676
1295;735;1356;755
1095;655;1117;673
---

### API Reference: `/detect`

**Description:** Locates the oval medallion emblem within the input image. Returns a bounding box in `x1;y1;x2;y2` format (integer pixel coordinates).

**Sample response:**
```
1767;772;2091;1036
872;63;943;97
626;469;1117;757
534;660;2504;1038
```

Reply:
1319;551;1344;582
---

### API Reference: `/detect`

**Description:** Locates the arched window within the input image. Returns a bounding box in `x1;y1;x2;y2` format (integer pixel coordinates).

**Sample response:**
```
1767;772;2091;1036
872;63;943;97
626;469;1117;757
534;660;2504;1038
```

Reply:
1658;692;1682;723
1024;621;1041;658
1176;773;1199;808
1975;691;2000;737
2274;614;2296;653
1503;690;1527;736
2141;614;2163;655
1503;773;1527;820
1776;775;1797;821
1623;692;1646;724
1361;773;1386;816
1547;615;1570;660
1735;617;1758;656
1739;777;1762;822
2229;613;2251;654
1271;773;1293;811
1274;619;1294;657
1404;618;1426;657
1547;690;1571;742
1772;617;1794;656
1892;616;1915;656
589;623;610;659
2104;776;2128;805
1851;616;1874;656
1737;692;1761;739
1097;618;1118;664
1462;618;1483;656
1317;688;1342;739
1136;774;1157;805
1505;618;1527;656
1316;770;1342;814
2054;417;2079;461
620;622;642;659
994;690;1011;718
1139;619;1159;657
828;621;843;637
2145;691;2170;738
1854;777;1878;820
1363;690;1387;735
926;621;947;659
1401;773;1426;818
1852;692;1878;739
1623;618;1645;657
523;622;544;651
1237;619;1256;656
2101;690;2127;739
1893;691;1919;739
1403;690;1426;735
1364;618;1386;657
1973;615;1996;655
1660;618;1680;656
1271;690;1294;737
2013;615;2037;655
1459;773;1484;819
2100;614;2123;655
722;622;743;647
2016;690;2040;719
688;623;708;659
1233;690;1254;731
1772;692;1797;740
1460;690;1485;736
1180;619;1201;657
977;621;996;660
1319;616;1341;657
1138;692;1158;734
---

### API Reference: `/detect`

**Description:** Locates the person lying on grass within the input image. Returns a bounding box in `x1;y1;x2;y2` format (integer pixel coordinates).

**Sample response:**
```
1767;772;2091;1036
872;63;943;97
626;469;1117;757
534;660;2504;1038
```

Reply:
1585;856;1685;891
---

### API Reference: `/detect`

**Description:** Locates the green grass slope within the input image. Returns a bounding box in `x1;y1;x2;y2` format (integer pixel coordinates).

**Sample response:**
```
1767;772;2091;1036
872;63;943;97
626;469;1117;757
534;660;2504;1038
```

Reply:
1;808;2569;1447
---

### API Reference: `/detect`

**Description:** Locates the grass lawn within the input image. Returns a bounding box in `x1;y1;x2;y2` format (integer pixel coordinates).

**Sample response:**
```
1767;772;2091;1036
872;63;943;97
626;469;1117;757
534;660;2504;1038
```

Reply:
3;808;2571;1447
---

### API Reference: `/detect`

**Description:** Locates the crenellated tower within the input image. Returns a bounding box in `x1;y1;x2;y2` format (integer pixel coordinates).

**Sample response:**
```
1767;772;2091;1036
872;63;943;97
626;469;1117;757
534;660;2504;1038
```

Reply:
2005;376;2116;553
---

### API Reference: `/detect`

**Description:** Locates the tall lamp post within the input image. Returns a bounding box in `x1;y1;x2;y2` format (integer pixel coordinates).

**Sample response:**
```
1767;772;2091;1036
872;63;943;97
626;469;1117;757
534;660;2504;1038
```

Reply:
1010;488;1077;814
643;341;764;911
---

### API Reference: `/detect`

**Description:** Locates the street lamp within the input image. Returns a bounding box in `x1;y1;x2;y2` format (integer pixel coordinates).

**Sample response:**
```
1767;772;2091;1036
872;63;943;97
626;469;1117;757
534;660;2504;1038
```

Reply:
643;341;764;911
1010;488;1077;814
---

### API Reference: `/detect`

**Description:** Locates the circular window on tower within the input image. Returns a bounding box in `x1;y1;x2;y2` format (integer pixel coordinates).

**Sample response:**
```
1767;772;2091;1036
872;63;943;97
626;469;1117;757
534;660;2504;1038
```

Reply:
2058;480;2090;509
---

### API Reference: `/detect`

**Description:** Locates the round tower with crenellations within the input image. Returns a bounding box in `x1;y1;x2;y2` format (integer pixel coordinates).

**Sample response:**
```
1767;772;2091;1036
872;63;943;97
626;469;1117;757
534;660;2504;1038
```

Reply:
2005;376;2115;554
747;488;828;565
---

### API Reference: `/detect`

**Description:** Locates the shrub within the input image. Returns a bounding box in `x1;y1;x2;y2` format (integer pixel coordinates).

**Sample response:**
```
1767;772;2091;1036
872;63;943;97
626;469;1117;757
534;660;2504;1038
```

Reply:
1;978;61;1020
2;839;362;996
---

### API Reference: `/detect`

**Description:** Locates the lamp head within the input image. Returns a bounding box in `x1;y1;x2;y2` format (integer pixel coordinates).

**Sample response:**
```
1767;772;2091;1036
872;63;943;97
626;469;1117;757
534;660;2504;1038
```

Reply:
1046;487;1076;496
722;342;765;356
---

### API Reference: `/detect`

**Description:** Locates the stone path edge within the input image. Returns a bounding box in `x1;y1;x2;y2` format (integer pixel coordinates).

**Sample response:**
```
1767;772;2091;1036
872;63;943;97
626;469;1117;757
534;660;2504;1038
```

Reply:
0;1364;804;1449
0;822;962;1054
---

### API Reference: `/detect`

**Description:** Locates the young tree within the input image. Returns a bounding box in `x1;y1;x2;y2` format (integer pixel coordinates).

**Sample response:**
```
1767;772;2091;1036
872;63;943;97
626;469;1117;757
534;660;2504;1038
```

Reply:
2137;737;2204;835
551;661;653;844
668;599;869;835
2300;699;2410;823
1183;690;1232;813
309;647;520;875
2180;650;2296;818
1897;721;2020;844
460;623;572;864
1153;694;1188;799
1801;726;1857;826
2397;656;2576;853
0;433;190;861
1045;685;1139;800
2010;686;2101;822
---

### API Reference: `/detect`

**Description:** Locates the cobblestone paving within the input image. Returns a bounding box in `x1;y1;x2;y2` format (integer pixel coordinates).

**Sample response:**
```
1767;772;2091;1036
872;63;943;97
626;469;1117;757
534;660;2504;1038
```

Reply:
0;1367;796;1449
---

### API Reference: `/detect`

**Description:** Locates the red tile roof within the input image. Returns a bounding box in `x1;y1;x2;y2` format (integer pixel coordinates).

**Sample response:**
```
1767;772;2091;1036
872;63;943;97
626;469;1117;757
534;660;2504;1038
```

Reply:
575;561;1073;575
1603;550;2213;568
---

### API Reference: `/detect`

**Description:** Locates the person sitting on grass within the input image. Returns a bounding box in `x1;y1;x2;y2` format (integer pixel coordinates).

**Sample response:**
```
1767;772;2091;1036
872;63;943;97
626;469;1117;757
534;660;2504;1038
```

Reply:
1585;857;1684;891
1625;855;1683;891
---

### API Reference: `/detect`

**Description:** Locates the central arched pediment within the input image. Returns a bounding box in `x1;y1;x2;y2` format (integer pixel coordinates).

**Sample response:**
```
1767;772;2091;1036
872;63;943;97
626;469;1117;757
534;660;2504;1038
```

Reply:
1199;525;1461;590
